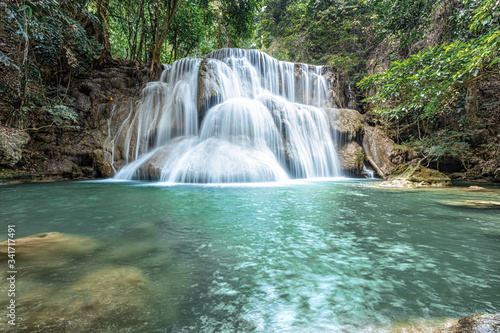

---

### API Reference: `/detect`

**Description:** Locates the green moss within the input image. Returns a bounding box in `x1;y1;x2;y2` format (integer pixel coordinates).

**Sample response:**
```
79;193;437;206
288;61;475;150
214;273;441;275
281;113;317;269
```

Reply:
354;150;364;170
389;164;451;186
0;168;33;183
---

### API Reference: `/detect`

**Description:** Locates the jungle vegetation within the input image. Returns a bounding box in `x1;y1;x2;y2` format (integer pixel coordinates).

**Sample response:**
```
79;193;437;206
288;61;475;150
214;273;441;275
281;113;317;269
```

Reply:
1;0;499;175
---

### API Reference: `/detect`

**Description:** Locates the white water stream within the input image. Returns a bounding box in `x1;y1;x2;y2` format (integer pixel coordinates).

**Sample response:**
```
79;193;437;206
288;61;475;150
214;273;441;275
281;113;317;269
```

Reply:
107;49;341;183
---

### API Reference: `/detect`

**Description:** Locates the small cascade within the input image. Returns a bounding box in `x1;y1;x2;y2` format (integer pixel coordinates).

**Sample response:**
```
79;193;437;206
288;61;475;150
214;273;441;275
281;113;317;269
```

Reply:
362;165;375;179
107;48;342;183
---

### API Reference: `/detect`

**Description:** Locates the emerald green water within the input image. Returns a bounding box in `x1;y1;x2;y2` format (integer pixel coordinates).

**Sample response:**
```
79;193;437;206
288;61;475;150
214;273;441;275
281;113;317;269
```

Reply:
1;180;499;332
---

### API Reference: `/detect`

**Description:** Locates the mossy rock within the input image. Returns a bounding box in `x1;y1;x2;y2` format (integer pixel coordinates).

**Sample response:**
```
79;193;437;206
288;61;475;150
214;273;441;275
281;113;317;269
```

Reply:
0;168;33;183
381;164;452;187
339;141;364;174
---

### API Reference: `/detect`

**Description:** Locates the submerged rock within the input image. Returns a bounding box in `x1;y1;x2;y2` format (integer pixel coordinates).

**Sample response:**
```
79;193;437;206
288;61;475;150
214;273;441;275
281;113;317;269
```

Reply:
0;126;30;167
24;266;151;332
379;164;452;187
0;232;96;260
381;314;500;333
443;313;500;333
440;200;500;209
381;317;458;332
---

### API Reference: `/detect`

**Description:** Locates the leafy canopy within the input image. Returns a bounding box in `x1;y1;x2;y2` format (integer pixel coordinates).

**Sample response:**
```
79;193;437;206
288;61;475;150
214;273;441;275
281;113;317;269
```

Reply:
358;0;500;120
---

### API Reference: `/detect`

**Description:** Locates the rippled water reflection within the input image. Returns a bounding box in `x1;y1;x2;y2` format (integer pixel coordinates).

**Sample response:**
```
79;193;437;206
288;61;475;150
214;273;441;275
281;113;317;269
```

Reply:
0;180;499;332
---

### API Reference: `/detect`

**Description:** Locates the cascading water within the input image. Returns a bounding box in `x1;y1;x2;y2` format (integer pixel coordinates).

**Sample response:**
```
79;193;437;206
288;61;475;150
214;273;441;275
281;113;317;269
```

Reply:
106;49;341;183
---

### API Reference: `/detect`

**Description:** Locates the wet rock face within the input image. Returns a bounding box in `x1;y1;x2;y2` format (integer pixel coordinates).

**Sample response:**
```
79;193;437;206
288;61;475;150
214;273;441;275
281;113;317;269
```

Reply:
325;108;364;144
0;126;30;167
321;66;358;110
363;126;398;178
92;148;114;177
323;108;406;179
197;58;224;124
339;141;364;175
137;147;173;180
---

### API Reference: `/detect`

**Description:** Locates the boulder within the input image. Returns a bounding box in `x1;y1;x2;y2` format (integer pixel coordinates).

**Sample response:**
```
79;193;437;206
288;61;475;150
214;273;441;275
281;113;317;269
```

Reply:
338;141;364;175
443;313;500;333
325;108;364;142
92;148;114;177
137;147;172;180
0;232;96;261
379;164;452;187
0;126;30;167
363;126;398;178
26;266;151;331
466;159;500;180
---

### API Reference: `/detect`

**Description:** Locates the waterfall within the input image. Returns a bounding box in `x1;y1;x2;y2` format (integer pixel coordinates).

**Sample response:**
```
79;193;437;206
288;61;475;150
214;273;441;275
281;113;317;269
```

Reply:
106;49;341;183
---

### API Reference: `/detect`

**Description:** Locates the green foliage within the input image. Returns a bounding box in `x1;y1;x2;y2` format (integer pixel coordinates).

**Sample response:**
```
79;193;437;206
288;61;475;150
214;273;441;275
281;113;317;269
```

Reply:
257;0;373;75
6;0;103;70
107;0;146;61
219;0;262;47
370;0;436;49
107;0;261;64
415;129;473;168
0;51;19;69
358;0;499;120
46;104;79;128
21;86;79;129
0;0;98;129
166;0;211;60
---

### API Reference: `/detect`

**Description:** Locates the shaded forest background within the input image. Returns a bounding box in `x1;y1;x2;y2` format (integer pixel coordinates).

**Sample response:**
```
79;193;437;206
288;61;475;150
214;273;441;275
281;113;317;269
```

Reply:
0;0;499;180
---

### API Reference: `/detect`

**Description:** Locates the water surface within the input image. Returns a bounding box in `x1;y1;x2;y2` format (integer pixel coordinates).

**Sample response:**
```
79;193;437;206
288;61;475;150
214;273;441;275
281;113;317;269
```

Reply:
1;180;499;332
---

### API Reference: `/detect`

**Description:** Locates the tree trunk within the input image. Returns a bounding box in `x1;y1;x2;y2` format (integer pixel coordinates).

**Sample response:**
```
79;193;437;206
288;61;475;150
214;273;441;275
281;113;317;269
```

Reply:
150;0;179;79
466;80;479;122
94;0;113;65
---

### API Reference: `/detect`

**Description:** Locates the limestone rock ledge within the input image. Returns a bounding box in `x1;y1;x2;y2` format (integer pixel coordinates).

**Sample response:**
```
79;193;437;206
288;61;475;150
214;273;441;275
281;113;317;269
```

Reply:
378;164;452;187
